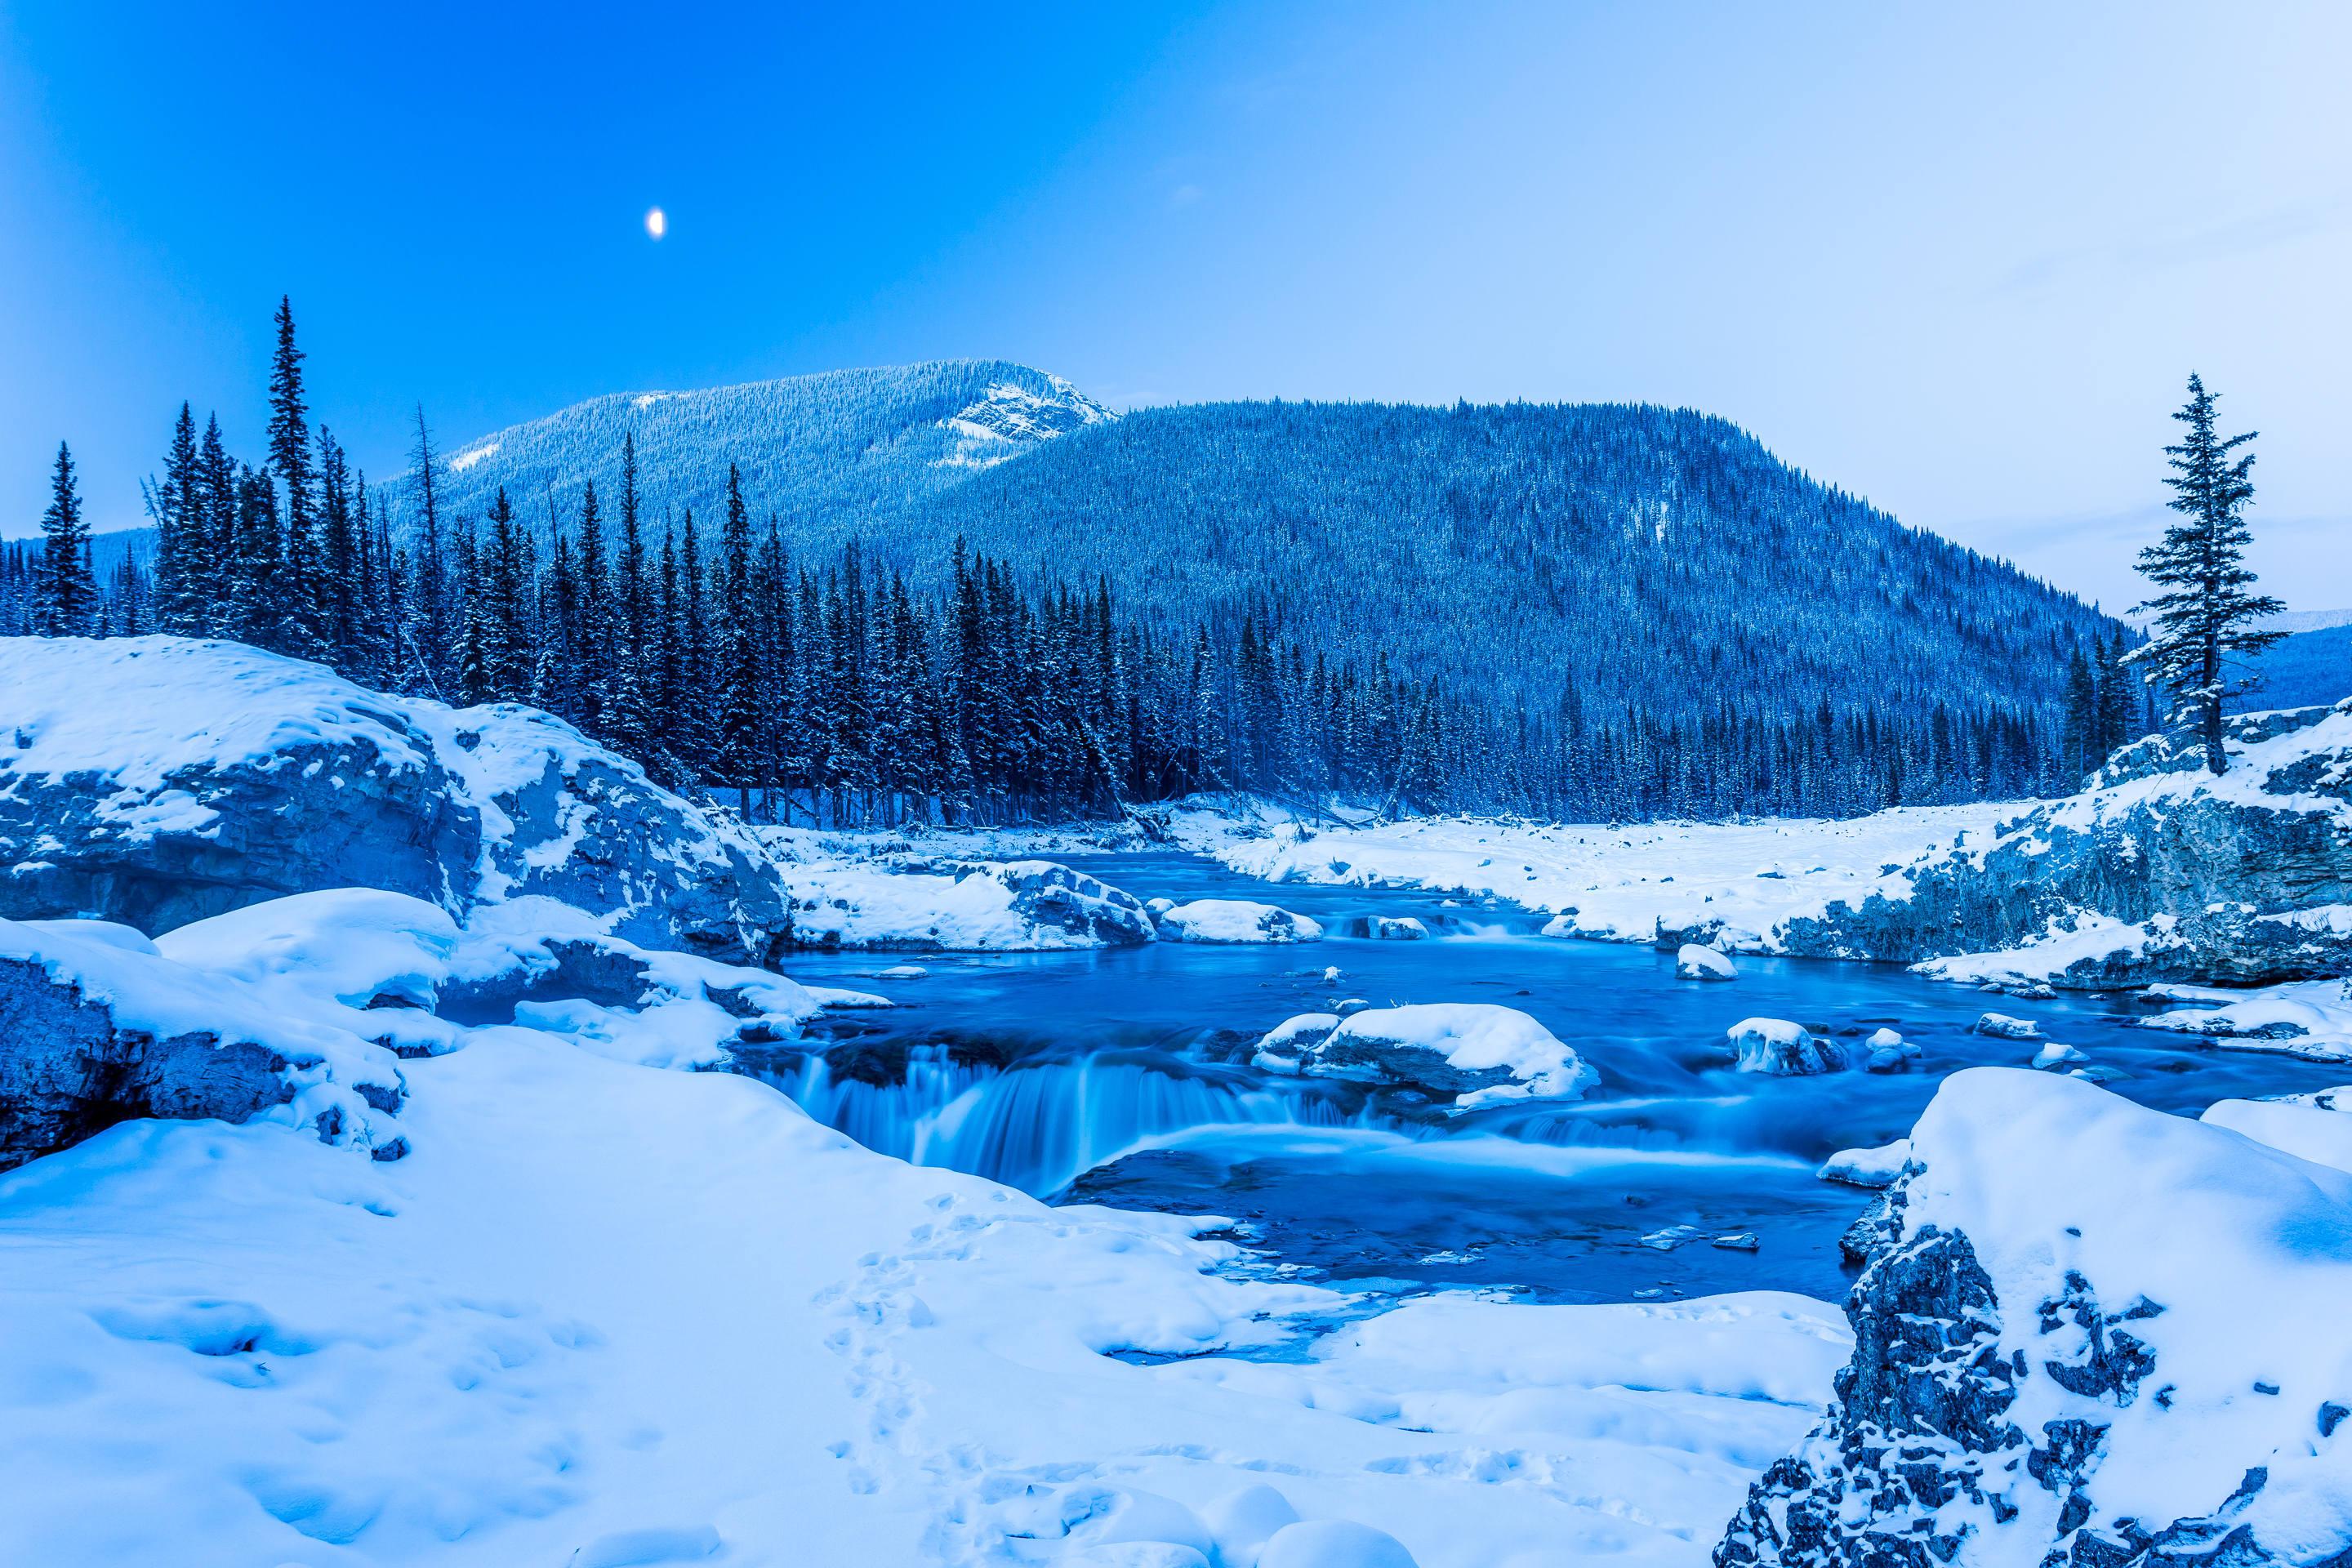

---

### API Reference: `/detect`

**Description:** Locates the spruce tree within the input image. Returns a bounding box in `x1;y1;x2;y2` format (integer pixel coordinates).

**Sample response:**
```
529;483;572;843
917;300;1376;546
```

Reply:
152;403;203;633
197;414;238;635
2129;374;2285;773
37;442;94;635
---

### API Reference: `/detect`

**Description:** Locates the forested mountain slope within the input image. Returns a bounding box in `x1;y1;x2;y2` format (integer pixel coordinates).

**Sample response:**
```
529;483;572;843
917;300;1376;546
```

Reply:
391;359;1112;529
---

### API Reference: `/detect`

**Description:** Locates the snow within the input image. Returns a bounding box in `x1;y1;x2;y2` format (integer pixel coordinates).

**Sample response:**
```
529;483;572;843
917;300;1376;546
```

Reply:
1816;1138;1911;1187
756;831;1147;951
1169;800;2007;951
2201;1094;2352;1175
1157;898;1323;944
1676;942;1737;981
1971;1010;2042;1039
447;440;499;471
0;896;1848;1566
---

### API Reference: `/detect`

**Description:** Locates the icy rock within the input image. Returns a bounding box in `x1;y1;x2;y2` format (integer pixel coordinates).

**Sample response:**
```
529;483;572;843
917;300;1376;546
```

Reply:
1815;1138;1911;1187
1248;1003;1595;1107
0;637;791;964
1860;1026;1921;1073
1157;899;1324;944
1147;897;1177;917
1711;1232;1761;1251
1256;1520;1418;1568
2033;1040;2090;1070
876;964;928;979
1677;942;1738;981
1719;1067;2352;1568
1973;1011;2042;1040
1725;1018;1848;1075
1640;1224;1709;1250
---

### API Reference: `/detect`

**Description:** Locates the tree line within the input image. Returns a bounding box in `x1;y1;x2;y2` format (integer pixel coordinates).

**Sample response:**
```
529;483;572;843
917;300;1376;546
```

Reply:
20;303;2295;822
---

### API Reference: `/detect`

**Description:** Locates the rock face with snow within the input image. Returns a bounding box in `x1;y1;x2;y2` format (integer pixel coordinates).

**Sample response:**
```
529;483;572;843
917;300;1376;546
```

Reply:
1717;1069;2352;1568
0;911;412;1170
1156;898;1324;944
0;638;791;963
767;848;1156;951
1250;1003;1595;1107
1781;702;2352;987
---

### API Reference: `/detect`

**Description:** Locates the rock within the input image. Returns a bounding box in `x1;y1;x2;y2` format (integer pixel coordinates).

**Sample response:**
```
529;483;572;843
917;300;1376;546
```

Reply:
1249;1003;1595;1107
1816;1138;1911;1188
985;862;1156;946
0;637;791;964
2033;1040;2090;1070
1338;915;1429;940
1712;1232;1762;1251
1780;702;2352;987
1860;1027;1920;1073
1677;943;1739;981
0;913;408;1170
1725;1018;1848;1075
1717;1069;2352;1568
1156;899;1323;944
1973;1011;2041;1040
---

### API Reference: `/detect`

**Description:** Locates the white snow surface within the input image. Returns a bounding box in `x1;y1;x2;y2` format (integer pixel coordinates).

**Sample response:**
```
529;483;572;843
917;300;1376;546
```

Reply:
756;831;1145;951
1816;1139;1912;1187
2136;978;2352;1064
1167;800;2007;951
1676;943;1737;980
0;896;1847;1566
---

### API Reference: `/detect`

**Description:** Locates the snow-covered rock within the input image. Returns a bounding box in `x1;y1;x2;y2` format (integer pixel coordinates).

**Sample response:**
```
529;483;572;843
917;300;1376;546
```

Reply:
1339;914;1430;941
1860;1027;1920;1073
0;906;413;1169
2032;1040;2090;1070
1815;1139;1911;1188
1785;701;2352;987
1718;1067;2352;1568
1249;1003;1596;1107
1678;942;1739;981
1156;899;1323;945
759;842;1156;951
2134;978;2352;1064
1724;1018;1848;1076
1971;1010;2042;1040
0;637;791;963
2201;1092;2352;1175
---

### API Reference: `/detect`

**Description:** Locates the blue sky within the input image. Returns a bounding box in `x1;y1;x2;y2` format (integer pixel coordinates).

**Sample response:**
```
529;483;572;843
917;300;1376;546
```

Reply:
4;0;2347;609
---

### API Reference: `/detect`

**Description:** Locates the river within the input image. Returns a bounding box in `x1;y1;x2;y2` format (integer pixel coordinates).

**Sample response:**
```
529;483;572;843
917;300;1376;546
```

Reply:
737;848;2347;1308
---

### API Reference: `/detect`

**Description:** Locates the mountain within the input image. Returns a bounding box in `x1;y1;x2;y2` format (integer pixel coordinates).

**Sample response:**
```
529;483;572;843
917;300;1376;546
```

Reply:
389;359;1112;531
2226;622;2352;714
394;366;2122;755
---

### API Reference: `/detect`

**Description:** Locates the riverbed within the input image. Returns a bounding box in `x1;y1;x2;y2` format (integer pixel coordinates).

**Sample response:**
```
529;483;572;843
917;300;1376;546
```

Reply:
740;849;2346;1307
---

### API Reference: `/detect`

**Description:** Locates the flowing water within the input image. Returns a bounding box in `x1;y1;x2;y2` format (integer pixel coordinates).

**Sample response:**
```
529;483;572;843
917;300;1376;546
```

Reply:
737;849;2350;1307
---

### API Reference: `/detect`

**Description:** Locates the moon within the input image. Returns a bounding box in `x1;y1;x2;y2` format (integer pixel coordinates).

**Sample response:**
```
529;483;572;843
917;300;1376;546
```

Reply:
645;207;666;241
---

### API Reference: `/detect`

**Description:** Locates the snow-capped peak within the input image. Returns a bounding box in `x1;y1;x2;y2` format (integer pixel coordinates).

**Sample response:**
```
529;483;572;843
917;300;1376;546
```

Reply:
937;377;1115;469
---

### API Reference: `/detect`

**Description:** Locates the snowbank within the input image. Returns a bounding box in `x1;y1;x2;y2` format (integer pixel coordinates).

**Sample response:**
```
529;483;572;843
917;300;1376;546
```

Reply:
1251;1003;1596;1107
1156;898;1324;944
1168;799;2003;952
2135;978;2352;1064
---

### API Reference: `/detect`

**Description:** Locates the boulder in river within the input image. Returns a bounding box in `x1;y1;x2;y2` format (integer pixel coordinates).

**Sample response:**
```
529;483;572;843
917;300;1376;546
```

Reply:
1250;1002;1595;1107
1677;943;1738;981
1157;899;1324;944
1725;1018;1848;1075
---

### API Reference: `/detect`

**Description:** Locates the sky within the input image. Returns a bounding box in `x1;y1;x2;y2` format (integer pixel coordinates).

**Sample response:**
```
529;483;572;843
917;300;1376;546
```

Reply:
2;0;2346;612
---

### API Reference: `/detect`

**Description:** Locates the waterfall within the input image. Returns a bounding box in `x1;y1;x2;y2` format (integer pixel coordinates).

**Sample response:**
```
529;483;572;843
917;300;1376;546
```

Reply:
768;1046;1365;1196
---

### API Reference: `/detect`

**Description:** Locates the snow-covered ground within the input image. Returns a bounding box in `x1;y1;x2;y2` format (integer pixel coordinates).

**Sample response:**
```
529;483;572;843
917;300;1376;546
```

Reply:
0;893;1851;1567
1163;802;2010;951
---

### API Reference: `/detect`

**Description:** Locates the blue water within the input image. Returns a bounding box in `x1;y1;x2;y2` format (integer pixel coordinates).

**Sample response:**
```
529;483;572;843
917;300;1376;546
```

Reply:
739;849;2349;1307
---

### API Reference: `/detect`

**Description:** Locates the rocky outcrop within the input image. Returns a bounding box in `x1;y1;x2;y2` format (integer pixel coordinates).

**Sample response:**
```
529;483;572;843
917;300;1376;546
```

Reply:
0;917;409;1170
1250;1002;1594;1106
1717;1069;2352;1568
1780;702;2352;987
0;638;791;963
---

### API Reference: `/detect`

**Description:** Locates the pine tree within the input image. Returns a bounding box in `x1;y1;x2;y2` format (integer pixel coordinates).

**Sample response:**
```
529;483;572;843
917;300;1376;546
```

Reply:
266;296;326;656
2129;374;2285;774
151;403;203;634
196;414;238;635
37;442;94;635
713;464;764;811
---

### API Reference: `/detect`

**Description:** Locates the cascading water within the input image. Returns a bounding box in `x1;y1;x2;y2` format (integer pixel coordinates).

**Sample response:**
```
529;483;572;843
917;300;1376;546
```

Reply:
765;1045;1377;1196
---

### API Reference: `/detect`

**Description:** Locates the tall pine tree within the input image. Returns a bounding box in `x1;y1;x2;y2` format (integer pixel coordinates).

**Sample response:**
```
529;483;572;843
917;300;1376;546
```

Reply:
37;441;94;635
2129;374;2284;774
